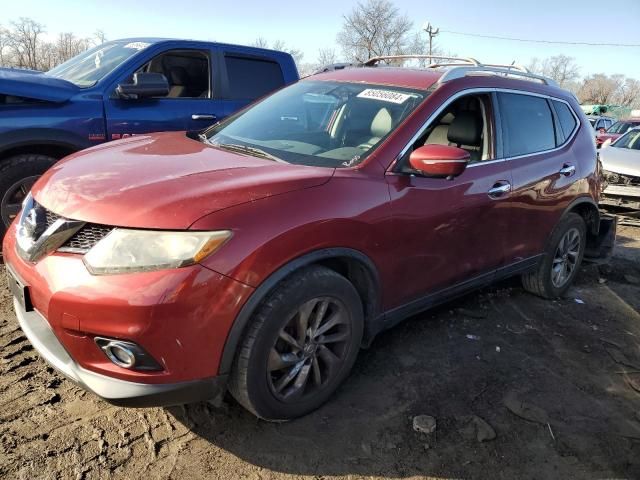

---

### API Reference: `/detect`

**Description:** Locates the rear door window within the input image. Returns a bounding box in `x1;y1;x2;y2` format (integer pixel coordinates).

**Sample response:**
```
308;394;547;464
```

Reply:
224;54;284;100
498;93;556;157
553;100;578;140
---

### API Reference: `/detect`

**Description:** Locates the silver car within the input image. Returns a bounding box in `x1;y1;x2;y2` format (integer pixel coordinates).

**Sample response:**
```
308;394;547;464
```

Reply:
600;127;640;209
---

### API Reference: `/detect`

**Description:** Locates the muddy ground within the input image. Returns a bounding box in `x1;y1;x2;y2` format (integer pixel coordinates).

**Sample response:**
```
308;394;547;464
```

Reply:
0;226;639;480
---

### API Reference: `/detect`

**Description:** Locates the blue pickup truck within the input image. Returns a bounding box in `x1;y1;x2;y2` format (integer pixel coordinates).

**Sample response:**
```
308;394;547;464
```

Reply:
0;38;299;240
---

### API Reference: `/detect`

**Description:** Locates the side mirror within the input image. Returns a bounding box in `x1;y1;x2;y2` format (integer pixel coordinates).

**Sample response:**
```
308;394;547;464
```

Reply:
409;144;470;178
116;72;169;99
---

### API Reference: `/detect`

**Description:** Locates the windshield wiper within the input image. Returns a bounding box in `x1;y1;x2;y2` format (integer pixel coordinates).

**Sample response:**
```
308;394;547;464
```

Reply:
212;142;284;163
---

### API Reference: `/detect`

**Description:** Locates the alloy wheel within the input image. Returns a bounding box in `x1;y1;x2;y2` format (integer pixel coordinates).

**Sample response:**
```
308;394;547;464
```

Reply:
268;297;351;402
551;227;581;288
1;176;39;227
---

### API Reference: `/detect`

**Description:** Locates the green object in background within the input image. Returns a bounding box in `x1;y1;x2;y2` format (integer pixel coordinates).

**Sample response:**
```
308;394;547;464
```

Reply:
581;104;633;119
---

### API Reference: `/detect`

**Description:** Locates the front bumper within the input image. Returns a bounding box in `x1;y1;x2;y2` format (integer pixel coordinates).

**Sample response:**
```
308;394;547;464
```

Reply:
13;297;227;407
601;184;640;210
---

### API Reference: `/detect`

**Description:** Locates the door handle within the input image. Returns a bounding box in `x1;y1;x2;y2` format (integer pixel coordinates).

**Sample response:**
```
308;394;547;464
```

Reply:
559;164;576;177
192;114;217;121
488;182;511;199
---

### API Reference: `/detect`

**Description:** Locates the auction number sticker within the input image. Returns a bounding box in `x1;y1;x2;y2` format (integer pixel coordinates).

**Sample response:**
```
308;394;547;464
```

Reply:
357;89;411;104
124;42;151;50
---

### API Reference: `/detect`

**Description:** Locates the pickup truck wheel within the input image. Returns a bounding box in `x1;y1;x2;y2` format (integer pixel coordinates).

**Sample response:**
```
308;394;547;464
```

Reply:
0;154;56;238
229;266;364;421
522;213;586;299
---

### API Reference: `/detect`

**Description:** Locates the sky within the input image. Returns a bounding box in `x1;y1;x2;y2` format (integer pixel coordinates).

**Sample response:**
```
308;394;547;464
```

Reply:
3;0;640;78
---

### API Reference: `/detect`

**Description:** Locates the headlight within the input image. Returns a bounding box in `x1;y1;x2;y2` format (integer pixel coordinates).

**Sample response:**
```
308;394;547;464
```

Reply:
83;229;232;275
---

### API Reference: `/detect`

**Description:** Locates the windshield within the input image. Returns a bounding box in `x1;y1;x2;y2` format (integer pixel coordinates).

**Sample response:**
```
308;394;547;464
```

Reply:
607;121;640;135
612;129;640;149
203;80;426;168
45;40;153;87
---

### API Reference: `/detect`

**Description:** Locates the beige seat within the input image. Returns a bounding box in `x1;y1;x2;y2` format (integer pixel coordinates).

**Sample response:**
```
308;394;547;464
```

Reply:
167;67;193;98
425;112;455;146
358;108;393;150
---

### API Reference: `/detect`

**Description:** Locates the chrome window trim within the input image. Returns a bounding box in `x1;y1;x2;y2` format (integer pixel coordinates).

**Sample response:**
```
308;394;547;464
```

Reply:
392;87;581;171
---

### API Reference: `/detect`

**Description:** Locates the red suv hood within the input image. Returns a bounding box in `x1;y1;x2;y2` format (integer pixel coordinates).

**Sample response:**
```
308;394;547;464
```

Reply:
32;132;334;229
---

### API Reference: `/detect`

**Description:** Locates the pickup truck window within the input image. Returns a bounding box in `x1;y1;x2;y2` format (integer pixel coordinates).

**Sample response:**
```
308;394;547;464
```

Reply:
138;49;210;98
204;80;425;168
224;54;285;100
46;40;151;88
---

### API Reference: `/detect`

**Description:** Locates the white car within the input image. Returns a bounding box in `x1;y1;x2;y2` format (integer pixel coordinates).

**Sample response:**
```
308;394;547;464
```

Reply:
600;127;640;209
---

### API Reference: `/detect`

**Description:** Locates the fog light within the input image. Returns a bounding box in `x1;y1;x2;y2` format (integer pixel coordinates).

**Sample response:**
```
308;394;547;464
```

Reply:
94;337;163;371
103;342;136;368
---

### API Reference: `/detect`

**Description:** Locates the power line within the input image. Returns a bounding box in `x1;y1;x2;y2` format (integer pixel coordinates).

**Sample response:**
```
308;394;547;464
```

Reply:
440;29;640;48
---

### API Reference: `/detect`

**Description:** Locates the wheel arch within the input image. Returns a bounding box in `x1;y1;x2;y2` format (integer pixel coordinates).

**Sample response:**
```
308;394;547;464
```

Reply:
563;196;600;237
218;247;381;375
0;129;88;163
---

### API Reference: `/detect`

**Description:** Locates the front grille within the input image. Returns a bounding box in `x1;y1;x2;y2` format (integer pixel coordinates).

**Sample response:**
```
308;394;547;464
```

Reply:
45;210;60;228
40;205;113;253
60;224;112;252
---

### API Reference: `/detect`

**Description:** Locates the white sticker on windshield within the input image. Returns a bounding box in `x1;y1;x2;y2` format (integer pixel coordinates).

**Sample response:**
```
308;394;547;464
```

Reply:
124;42;150;50
357;89;411;104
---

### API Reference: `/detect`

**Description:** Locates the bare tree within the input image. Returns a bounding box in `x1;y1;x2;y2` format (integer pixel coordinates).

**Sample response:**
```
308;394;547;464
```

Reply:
93;29;107;46
0;25;11;67
8;17;45;69
38;42;56;71
272;40;304;65
578;74;624;104
615;78;640;107
544;55;580;87
0;17;103;70
529;55;580;88
54;33;90;65
316;48;338;67
337;0;414;62
252;38;304;66
251;37;269;49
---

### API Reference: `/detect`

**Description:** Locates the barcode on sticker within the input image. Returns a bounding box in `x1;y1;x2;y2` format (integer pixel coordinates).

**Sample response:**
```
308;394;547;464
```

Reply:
357;89;411;104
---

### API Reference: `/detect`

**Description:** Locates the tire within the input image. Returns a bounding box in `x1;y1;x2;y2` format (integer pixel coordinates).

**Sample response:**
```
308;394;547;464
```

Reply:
0;154;56;240
229;266;364;421
522;212;587;299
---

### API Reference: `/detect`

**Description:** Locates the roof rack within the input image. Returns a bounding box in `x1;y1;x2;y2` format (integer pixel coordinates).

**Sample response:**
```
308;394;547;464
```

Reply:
362;55;559;87
439;65;558;87
364;55;480;67
312;62;356;75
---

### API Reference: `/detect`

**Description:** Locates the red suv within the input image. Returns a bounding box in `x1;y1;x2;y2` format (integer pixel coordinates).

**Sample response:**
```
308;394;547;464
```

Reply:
3;57;616;420
596;118;640;148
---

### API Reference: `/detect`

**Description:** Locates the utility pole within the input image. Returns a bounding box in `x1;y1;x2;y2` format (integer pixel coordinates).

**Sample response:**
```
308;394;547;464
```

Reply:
423;22;440;57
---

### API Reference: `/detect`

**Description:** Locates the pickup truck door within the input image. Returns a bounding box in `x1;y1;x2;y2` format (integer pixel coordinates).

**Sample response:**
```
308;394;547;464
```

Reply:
208;47;293;119
103;45;224;140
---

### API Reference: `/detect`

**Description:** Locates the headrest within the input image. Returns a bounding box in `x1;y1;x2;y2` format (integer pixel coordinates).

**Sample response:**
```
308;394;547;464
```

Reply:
169;66;189;86
440;112;455;124
447;111;482;146
370;108;392;138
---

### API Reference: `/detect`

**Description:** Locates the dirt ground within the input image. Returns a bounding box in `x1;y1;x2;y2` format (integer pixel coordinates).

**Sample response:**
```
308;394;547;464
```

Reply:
1;225;639;480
